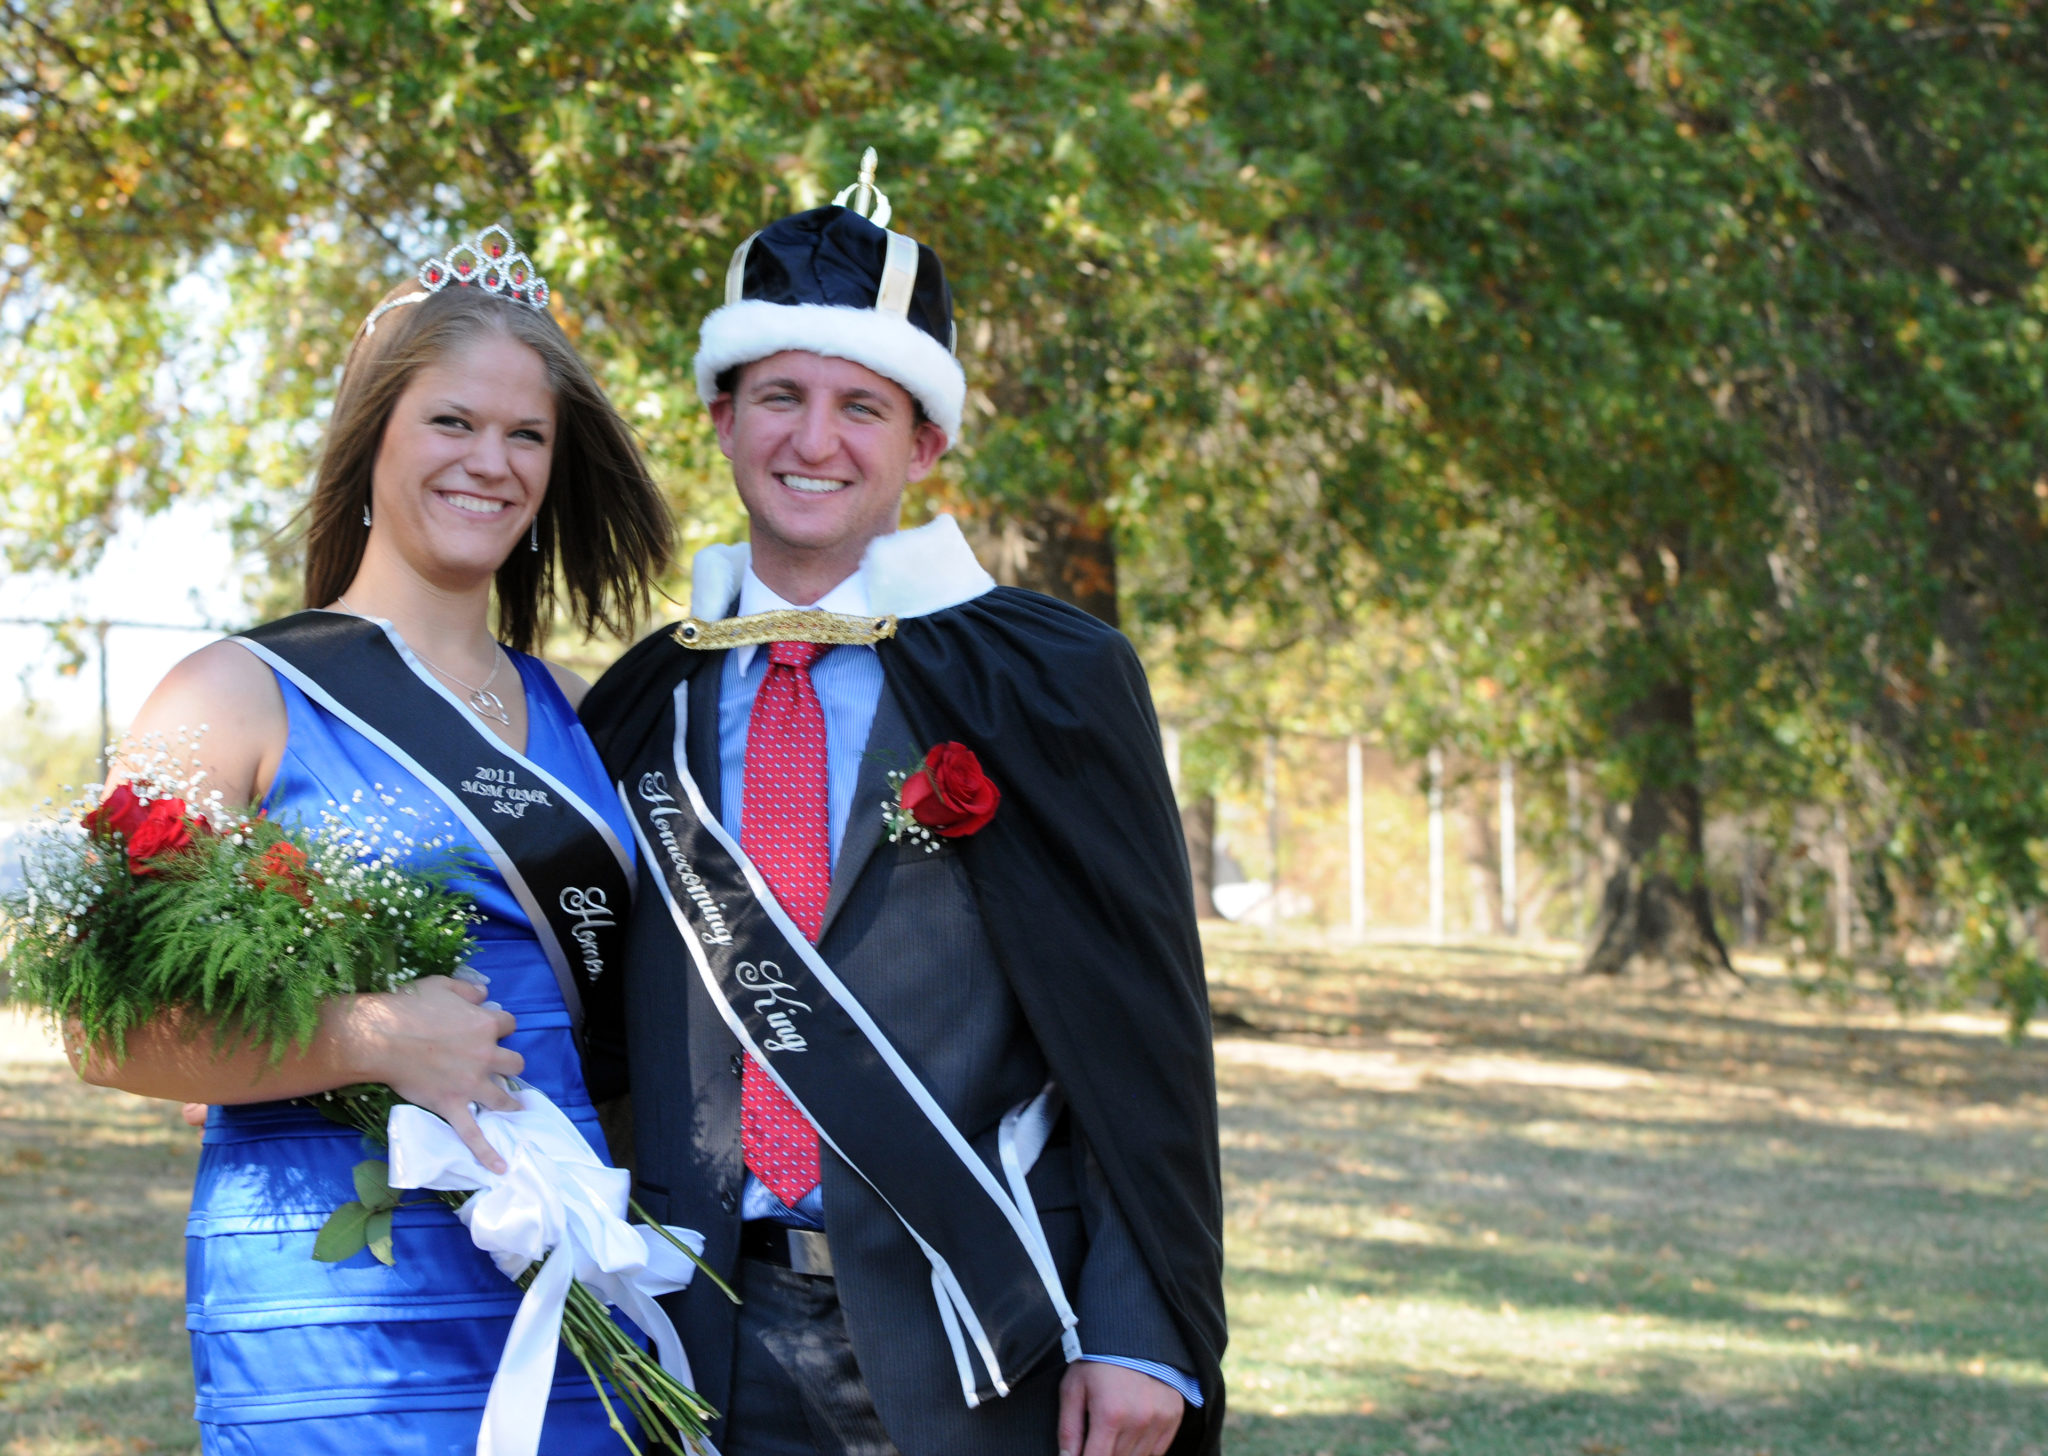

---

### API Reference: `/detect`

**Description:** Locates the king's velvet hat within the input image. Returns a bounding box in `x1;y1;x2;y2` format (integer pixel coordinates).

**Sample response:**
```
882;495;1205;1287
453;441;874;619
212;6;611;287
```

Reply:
693;161;965;447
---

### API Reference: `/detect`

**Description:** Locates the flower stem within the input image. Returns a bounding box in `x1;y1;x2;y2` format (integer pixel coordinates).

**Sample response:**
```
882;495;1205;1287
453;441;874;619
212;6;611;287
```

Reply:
630;1196;740;1304
314;1093;717;1447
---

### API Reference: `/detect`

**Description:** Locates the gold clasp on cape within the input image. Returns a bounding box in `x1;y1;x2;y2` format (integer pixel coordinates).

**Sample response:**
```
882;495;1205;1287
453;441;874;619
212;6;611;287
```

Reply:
672;611;900;651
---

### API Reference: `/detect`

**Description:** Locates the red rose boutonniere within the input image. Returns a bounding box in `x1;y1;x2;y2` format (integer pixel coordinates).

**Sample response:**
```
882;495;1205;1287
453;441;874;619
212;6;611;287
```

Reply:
883;742;1000;851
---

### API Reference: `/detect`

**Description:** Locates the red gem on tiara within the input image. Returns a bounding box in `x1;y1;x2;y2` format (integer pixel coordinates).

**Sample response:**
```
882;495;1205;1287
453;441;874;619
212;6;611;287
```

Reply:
375;225;552;336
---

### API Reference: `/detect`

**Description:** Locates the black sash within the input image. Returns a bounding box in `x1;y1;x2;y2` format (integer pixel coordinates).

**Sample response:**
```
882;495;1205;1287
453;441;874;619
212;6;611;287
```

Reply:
618;684;1077;1406
235;611;634;1037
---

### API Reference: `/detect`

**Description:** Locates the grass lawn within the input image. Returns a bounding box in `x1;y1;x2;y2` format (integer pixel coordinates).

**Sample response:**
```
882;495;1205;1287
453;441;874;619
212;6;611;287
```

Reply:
0;1018;196;1455
1209;928;2048;1456
5;932;2048;1454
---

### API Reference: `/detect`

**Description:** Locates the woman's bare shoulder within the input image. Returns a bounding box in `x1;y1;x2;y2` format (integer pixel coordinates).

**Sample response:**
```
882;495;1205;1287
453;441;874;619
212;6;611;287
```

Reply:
144;638;283;717
541;659;591;713
120;638;287;806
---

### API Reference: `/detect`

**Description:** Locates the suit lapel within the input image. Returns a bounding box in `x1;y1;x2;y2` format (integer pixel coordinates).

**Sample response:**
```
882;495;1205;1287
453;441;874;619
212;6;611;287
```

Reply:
821;678;914;939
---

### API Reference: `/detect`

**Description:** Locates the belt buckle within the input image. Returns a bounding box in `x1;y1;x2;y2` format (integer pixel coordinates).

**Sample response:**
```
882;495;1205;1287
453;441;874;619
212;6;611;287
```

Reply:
787;1228;834;1277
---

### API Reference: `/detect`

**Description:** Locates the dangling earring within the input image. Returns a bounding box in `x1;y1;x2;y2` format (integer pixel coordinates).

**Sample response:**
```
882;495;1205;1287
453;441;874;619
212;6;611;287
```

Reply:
529;516;539;553
363;503;373;528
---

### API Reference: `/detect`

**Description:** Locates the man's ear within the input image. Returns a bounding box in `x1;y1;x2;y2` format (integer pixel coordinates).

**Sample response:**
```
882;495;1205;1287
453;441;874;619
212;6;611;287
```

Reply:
902;419;948;485
709;393;738;461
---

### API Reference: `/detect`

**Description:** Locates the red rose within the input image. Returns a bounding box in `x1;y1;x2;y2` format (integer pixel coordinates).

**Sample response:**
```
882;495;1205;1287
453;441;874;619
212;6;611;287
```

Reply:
126;798;205;875
900;742;1001;839
82;783;148;840
251;840;314;904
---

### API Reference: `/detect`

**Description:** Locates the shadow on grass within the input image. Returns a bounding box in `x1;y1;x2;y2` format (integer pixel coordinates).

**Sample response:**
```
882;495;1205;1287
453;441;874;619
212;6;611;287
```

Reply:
1210;933;2048;1455
1223;1063;2048;1352
1226;1363;2048;1456
1206;936;2048;1110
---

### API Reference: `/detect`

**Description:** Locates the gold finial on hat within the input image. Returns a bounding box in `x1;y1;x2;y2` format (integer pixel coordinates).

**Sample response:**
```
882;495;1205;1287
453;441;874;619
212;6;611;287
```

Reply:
833;147;893;229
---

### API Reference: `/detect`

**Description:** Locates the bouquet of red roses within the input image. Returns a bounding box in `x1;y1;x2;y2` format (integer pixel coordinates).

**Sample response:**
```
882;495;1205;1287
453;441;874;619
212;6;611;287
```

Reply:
1;771;723;1455
3;778;477;1062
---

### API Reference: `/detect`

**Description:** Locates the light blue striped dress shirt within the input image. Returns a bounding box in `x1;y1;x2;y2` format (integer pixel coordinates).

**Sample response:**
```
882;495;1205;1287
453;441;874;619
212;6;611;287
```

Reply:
717;565;1202;1407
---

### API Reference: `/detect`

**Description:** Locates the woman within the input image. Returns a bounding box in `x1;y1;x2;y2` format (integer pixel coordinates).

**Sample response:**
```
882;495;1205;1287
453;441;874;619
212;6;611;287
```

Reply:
74;227;671;1453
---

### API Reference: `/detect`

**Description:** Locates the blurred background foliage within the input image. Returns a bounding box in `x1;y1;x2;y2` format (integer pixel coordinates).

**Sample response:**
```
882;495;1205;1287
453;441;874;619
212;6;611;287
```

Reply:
5;0;2048;1011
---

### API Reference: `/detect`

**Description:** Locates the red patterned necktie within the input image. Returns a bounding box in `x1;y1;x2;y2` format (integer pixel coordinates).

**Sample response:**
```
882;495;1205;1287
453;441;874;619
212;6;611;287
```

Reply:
739;639;830;1206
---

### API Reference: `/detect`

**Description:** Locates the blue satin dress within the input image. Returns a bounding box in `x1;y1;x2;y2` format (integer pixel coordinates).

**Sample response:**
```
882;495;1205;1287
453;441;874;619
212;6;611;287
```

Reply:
186;651;634;1454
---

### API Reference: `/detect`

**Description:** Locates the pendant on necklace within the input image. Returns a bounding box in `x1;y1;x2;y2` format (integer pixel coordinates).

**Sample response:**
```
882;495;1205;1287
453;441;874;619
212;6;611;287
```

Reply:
469;688;512;725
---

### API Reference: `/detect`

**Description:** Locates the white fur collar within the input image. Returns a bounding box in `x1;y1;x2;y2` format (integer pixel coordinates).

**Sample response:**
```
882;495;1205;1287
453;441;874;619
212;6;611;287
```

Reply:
688;515;996;622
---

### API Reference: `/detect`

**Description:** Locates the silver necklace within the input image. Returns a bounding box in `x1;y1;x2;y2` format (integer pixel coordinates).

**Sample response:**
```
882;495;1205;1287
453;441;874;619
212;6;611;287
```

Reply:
335;596;513;725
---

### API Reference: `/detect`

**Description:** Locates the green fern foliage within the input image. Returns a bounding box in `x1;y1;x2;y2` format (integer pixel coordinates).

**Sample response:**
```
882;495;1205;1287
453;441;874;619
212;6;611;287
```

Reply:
1;788;476;1063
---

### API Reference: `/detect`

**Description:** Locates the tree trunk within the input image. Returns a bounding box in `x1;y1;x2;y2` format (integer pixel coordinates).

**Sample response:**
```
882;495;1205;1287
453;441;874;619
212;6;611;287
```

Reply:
1583;675;1734;978
1346;735;1367;937
974;500;1120;627
1498;758;1519;937
1182;793;1220;919
1465;801;1498;936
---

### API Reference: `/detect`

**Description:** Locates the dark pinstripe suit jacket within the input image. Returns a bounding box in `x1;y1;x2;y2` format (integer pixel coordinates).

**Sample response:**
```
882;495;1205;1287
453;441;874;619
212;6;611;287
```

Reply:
617;655;1191;1456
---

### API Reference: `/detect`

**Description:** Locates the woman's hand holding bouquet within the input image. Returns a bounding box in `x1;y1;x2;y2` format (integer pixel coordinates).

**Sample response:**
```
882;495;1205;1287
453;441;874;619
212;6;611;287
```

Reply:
324;970;525;1173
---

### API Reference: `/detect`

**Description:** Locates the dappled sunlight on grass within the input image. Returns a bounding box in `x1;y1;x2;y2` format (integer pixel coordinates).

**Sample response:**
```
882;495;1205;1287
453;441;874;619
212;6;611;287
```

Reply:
7;945;2048;1455
1211;928;2048;1455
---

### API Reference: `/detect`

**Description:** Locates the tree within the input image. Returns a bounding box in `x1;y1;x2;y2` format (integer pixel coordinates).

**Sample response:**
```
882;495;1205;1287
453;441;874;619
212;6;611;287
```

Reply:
3;0;1232;629
1190;0;2048;994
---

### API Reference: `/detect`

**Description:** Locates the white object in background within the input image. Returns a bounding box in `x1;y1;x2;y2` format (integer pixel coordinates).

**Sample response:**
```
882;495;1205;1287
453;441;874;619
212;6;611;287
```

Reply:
1499;757;1518;937
1427;747;1446;944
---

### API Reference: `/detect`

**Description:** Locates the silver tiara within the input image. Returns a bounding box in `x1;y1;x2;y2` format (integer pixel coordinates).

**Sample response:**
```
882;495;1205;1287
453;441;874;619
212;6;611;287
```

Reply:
361;224;552;336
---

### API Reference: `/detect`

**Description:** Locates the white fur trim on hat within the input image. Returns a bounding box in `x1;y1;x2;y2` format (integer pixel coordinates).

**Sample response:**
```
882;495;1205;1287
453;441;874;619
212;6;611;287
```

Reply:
693;300;967;447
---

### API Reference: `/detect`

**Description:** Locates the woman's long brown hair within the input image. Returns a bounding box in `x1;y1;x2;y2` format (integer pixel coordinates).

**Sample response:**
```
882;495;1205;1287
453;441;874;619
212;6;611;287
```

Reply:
304;279;672;654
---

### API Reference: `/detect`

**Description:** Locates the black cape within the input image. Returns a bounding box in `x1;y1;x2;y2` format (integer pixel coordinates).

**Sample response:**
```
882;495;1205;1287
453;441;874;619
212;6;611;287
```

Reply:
580;586;1226;1454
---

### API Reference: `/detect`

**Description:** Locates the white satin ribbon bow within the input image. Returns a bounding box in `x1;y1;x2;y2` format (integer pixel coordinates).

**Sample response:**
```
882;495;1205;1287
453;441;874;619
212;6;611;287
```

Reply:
386;1086;703;1456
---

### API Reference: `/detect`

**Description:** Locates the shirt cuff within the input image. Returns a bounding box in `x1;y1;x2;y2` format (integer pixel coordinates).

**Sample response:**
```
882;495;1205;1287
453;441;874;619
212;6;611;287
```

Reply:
1076;1352;1204;1408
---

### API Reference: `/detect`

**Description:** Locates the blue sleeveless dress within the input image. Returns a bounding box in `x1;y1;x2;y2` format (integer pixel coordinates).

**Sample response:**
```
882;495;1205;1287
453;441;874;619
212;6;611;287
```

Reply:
186;651;636;1454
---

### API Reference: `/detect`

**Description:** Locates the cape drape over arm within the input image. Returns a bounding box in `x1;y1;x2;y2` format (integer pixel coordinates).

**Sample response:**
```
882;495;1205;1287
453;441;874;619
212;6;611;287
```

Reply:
576;627;710;1106
882;587;1227;1456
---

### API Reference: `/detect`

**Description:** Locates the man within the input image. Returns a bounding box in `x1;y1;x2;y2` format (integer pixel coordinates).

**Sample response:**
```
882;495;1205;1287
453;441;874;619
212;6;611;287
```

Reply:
581;155;1224;1456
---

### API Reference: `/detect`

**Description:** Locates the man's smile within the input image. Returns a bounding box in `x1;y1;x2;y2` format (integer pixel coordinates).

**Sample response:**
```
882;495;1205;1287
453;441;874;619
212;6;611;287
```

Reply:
778;473;853;495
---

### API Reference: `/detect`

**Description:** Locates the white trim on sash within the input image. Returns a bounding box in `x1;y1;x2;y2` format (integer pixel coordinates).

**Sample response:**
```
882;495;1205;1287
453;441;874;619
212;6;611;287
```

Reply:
233;632;607;1031
359;614;636;886
621;786;1018;1400
1001;1084;1084;1365
617;681;1081;1401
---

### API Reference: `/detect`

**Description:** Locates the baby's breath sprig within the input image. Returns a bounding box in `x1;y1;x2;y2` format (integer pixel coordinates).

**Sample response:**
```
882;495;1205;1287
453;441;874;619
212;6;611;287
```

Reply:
880;767;942;854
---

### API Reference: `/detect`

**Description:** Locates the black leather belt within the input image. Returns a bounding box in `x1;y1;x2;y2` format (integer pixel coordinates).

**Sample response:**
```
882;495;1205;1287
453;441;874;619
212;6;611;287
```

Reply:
741;1221;835;1277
